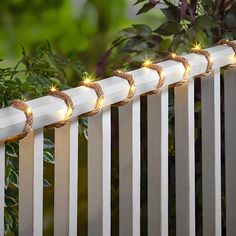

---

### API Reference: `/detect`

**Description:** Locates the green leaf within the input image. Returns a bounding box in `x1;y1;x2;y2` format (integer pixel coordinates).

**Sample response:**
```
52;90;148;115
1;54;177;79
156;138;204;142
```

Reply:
43;151;55;164
137;2;157;15
132;24;152;37
133;0;146;5
194;16;219;30
5;197;17;207
159;38;172;51
161;5;180;22
155;21;182;36
44;138;54;149
43;178;52;187
225;7;236;28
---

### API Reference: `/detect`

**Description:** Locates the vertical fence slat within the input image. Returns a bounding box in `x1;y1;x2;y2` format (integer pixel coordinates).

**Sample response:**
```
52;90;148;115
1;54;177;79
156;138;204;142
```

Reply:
19;128;44;236
201;70;221;236
119;98;140;236
88;107;111;236
224;68;236;236
0;142;4;236
175;78;195;236
54;118;78;236
147;90;168;236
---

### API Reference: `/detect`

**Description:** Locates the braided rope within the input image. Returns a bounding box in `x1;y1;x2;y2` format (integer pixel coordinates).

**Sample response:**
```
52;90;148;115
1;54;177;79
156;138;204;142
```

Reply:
142;63;165;95
5;100;33;142
191;49;213;76
217;39;236;69
166;54;191;87
112;70;135;107
46;90;74;128
79;81;104;116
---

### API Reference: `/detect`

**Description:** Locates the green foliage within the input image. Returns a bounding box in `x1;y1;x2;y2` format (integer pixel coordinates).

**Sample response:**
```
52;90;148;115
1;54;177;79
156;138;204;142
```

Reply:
103;0;236;72
0;41;86;234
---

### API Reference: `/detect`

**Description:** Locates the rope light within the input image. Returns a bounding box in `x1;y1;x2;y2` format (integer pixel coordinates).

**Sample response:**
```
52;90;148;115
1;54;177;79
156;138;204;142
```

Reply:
46;87;74;128
79;80;104;116
5;100;33;142
112;70;135;107
166;53;191;87
191;45;213;76
142;59;165;95
217;39;236;68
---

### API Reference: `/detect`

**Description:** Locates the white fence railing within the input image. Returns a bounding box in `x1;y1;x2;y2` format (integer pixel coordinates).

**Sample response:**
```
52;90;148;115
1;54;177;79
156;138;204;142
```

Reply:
0;41;236;235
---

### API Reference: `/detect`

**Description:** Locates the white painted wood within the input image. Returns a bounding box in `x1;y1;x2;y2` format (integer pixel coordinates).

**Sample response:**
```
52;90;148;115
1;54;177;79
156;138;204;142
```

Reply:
19;129;44;236
0;142;4;236
0;42;235;141
119;98;141;236
88;107;111;236
201;69;221;236
175;78;195;236
147;89;168;236
224;68;236;236
54;118;79;236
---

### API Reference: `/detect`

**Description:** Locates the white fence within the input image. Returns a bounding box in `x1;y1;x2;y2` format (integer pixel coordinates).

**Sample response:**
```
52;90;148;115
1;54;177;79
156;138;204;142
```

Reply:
0;41;236;235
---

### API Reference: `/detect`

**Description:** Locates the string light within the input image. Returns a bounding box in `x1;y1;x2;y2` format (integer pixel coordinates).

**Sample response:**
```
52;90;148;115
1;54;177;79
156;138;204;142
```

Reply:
217;39;236;68
192;43;202;51
112;70;135;106
26;107;32;115
167;53;191;87
79;79;104;116
46;90;74;128
191;46;213;76
50;85;57;92
141;59;165;95
4;100;33;142
142;58;153;67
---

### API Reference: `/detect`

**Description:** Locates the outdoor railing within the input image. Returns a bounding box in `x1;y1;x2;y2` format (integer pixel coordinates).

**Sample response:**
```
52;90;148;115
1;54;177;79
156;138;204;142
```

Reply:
0;40;236;235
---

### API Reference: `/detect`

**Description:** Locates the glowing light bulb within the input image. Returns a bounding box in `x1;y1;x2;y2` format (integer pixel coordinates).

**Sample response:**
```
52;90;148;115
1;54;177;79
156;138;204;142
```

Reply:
142;59;152;67
50;86;57;92
185;65;191;74
171;53;176;58
26;107;32;114
98;98;104;108
192;43;202;51
84;78;91;84
67;107;73;116
160;70;165;78
130;85;135;93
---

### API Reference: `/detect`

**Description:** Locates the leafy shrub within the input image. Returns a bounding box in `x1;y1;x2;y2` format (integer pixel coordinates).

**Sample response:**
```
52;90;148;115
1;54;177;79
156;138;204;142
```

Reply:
1;41;86;234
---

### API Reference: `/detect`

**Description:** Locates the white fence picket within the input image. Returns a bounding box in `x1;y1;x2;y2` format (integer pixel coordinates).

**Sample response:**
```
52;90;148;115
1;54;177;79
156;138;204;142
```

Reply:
224;68;236;236
0;142;4;236
54;118;78;236
201;70;221;236
88;107;111;236
119;98;140;236
147;90;168;236
175;78;195;236
19;129;44;236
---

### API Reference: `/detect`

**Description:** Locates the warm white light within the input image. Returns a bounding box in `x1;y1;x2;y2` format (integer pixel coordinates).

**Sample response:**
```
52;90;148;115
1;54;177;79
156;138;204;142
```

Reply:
142;58;152;67
84;78;91;84
50;86;57;92
185;65;191;74
192;43;202;51
98;98;104;108
171;53;176;58
26;107;32;114
130;85;135;93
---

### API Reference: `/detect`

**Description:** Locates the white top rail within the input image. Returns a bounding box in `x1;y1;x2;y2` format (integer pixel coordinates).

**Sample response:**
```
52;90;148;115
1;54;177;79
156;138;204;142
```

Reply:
0;41;235;140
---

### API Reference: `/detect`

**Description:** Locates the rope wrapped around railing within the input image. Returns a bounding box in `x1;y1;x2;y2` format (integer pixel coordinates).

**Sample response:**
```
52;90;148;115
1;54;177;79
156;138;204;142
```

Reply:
0;40;236;141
